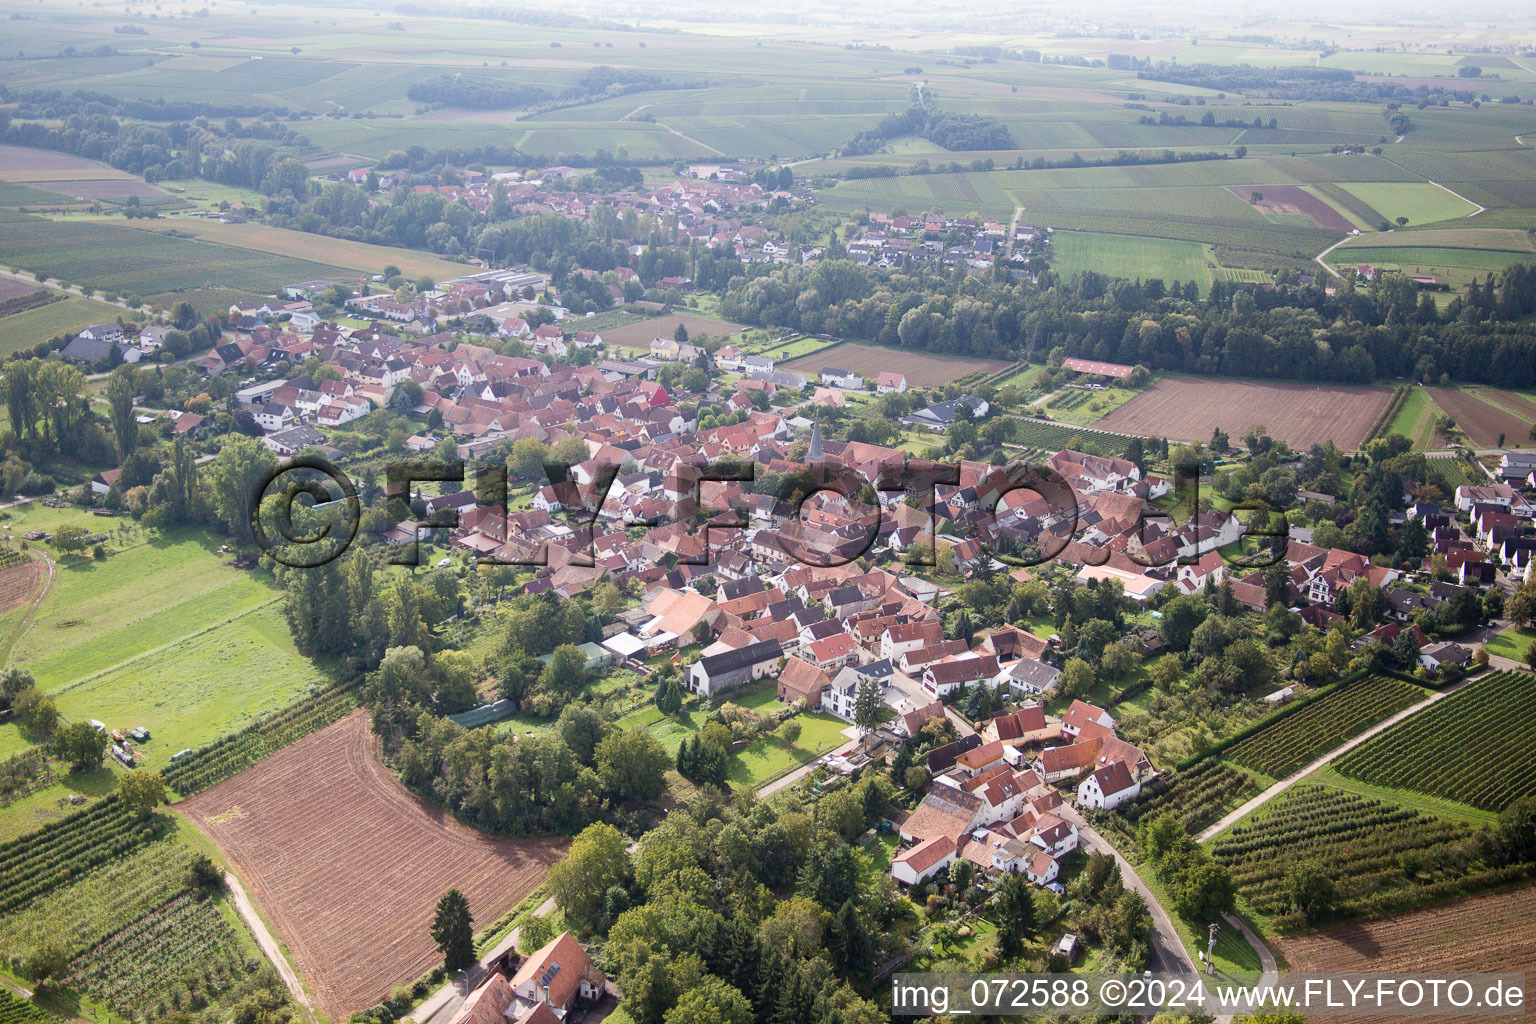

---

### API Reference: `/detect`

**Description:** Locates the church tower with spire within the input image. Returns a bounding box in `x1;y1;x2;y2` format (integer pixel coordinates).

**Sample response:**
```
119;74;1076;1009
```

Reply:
808;413;824;462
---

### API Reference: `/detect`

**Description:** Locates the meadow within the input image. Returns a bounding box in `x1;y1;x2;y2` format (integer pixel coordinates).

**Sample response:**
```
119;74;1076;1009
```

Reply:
0;508;322;765
615;682;850;787
0;211;349;303
1338;182;1480;224
1048;232;1211;292
108;217;465;281
0;294;128;356
1387;386;1441;449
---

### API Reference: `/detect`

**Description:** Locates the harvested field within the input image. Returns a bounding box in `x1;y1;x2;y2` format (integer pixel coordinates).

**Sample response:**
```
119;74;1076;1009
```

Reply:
1095;378;1392;449
1428;388;1536;448
40;179;165;201
782;343;1009;387
0;557;45;616
1231;185;1355;231
179;711;565;1020
0;279;43;302
1274;883;1536;1024
598;312;745;352
0;144;103;175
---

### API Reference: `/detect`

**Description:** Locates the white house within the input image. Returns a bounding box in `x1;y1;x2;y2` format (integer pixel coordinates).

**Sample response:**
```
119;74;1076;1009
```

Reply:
875;371;907;394
891;835;957;886
77;322;125;344
1029;814;1079;858
507;932;607;1019
687;639;782;697
254;403;296;433
1025;849;1059;886
1418;641;1472;672
1059;700;1115;740
1076;760;1141;811
820;367;863;390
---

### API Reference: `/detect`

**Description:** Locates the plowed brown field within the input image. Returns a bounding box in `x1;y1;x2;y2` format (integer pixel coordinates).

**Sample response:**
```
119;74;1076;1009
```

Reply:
1275;883;1536;1024
0;557;44;615
1095;377;1391;448
1428;388;1536;448
1232;184;1355;231
179;711;565;1020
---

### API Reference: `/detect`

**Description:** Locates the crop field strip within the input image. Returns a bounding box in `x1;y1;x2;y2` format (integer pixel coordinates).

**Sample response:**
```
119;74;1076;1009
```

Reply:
0;991;57;1024
1120;760;1261;834
67;891;246;1021
0;840;202;965
1224;676;1426;779
0;210;351;302
0;826;253;1023
781;343;1009;387
1387;386;1442;450
1004;419;1138;458
1095;378;1392;449
179;711;566;1020
1334;671;1536;812
1276;883;1536;1024
0;796;173;914
1210;785;1479;920
1426;387;1536;448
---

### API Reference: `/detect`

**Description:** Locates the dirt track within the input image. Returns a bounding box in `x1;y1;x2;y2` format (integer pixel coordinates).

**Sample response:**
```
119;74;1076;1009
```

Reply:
179;711;565;1020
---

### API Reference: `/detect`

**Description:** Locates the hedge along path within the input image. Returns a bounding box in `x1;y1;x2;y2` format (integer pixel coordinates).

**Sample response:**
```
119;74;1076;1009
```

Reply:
1196;671;1484;843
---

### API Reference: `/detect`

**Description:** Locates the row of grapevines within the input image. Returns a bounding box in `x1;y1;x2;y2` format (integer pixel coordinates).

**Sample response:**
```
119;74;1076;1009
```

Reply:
1335;671;1536;811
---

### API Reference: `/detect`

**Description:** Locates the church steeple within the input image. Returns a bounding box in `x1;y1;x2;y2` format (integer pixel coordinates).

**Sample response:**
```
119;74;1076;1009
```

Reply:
808;413;824;462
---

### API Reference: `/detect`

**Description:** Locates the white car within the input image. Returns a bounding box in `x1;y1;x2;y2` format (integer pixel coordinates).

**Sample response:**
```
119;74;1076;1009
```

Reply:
437;557;452;568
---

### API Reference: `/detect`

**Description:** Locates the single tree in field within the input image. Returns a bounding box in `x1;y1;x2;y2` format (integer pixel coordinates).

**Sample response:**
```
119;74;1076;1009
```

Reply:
1525;639;1536;672
52;721;109;772
431;889;476;972
117;771;166;817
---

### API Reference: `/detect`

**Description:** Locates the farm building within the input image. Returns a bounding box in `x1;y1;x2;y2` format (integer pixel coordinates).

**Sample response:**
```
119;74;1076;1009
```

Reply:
687;639;783;696
901;396;990;432
1061;357;1133;379
891;835;957;886
505;932;607;1021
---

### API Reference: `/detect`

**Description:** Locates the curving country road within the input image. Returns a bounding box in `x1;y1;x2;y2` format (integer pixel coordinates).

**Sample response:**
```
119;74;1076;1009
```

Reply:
1061;806;1195;977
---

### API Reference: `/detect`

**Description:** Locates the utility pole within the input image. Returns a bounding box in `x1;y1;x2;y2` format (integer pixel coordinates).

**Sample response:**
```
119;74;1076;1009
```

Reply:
1206;922;1219;975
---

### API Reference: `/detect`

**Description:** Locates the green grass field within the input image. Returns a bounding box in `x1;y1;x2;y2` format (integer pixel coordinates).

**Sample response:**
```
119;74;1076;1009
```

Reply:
0;508;322;766
1049;232;1212;293
0;294;129;356
1387;386;1439;449
1338;182;1479;225
1044;384;1143;426
619;681;849;787
1328;245;1536;290
0;210;350;301
1485;628;1536;665
0;766;117;844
